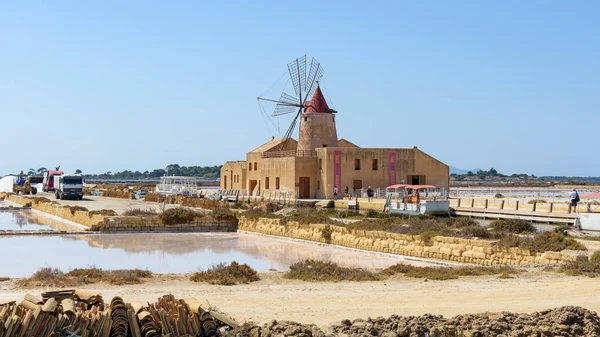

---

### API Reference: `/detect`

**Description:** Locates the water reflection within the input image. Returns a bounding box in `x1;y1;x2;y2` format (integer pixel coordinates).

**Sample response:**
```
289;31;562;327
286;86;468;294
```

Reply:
0;211;81;231
0;233;438;277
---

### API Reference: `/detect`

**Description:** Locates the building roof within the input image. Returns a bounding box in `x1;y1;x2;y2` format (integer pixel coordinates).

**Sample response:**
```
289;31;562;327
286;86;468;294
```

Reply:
304;86;330;113
338;138;359;148
250;137;297;153
223;160;247;170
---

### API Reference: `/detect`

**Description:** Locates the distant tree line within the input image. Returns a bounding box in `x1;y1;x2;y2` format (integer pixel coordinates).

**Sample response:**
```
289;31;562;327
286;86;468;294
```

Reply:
84;164;222;179
451;168;536;180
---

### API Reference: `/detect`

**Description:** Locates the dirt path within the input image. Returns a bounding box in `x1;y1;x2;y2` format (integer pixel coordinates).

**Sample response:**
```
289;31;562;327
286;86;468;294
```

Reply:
2;269;599;328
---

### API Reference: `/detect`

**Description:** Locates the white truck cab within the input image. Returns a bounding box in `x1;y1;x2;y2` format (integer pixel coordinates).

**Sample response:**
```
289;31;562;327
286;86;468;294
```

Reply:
54;174;84;200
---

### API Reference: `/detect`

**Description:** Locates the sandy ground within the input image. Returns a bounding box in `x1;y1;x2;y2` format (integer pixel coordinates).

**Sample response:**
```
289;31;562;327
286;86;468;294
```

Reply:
2;269;599;328
30;192;175;215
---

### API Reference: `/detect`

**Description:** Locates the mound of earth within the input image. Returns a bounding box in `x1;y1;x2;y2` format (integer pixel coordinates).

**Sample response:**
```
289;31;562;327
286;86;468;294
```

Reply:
236;306;600;337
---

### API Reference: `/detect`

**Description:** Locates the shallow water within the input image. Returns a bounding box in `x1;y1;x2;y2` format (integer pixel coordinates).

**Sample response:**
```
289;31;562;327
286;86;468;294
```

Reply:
0;232;442;278
0;210;82;231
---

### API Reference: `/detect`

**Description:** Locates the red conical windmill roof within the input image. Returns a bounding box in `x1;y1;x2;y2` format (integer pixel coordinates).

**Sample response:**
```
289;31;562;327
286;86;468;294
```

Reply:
304;86;330;113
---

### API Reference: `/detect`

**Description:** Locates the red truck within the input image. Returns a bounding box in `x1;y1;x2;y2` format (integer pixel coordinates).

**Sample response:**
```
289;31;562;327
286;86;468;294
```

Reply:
42;170;63;192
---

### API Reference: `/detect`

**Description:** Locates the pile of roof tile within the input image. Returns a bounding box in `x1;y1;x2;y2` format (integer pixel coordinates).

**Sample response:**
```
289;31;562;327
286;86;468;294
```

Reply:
0;290;235;337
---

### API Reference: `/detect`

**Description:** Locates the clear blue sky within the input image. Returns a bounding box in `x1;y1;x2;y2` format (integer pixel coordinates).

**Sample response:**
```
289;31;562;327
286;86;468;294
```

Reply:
1;1;598;176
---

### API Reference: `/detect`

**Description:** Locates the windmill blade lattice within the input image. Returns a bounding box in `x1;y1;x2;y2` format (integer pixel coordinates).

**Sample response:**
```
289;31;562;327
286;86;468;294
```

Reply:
273;92;300;116
287;55;306;98
304;58;324;104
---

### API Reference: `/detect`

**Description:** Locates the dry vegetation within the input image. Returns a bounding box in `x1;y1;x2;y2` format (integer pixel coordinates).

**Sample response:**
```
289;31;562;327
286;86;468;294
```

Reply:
379;264;519;280
122;208;157;216
88;209;118;217
284;259;520;282
190;261;260;285
17;267;153;287
559;251;600;277
496;232;586;253
68;205;89;215
285;259;380;282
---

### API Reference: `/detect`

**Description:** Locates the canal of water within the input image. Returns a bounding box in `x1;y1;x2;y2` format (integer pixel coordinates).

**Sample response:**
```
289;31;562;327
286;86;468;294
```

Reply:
0;210;441;277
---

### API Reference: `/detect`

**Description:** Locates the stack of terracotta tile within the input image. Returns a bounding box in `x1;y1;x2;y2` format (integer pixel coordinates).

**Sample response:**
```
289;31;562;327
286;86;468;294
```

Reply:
0;291;237;337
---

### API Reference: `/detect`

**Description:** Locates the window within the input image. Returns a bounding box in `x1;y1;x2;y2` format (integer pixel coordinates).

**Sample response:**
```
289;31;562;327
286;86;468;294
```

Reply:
265;177;270;189
254;162;257;171
372;159;378;170
249;165;252;171
317;180;320;190
322;144;327;147
354;158;361;170
276;177;280;190
319;158;322;170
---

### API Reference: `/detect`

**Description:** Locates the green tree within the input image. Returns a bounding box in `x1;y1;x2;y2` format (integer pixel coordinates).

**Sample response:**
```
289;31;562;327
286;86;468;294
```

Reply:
466;171;474;176
37;167;47;174
28;168;36;175
75;169;82;174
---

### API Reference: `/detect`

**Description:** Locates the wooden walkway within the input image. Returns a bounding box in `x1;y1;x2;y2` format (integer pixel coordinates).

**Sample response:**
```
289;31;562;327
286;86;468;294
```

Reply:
452;207;576;224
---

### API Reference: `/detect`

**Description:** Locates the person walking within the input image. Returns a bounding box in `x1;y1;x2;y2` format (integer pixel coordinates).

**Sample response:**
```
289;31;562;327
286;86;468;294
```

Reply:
333;185;338;200
569;189;580;213
344;186;349;198
367;186;374;202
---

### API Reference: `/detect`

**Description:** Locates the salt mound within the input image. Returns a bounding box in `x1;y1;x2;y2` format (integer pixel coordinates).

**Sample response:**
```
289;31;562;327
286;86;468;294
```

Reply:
0;176;15;193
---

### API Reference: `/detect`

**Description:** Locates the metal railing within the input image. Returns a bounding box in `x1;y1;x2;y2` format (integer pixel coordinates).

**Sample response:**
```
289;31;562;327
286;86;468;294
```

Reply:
262;150;316;158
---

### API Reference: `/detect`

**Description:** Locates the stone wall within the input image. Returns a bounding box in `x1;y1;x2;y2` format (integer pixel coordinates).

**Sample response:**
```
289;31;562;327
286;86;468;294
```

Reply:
0;193;105;228
91;216;237;232
238;216;581;266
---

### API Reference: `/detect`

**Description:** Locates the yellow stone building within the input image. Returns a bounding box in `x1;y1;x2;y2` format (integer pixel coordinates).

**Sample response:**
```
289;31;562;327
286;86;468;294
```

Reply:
221;86;449;199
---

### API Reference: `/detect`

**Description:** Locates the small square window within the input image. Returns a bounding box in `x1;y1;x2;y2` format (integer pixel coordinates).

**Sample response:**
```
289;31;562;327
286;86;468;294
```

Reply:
354;159;361;170
372;159;378;170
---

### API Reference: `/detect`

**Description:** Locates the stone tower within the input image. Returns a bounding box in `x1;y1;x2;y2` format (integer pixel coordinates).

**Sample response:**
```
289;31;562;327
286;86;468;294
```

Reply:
297;86;338;152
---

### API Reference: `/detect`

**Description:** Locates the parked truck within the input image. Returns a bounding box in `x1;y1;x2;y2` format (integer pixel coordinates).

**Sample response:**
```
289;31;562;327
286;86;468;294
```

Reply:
54;174;84;200
42;170;63;192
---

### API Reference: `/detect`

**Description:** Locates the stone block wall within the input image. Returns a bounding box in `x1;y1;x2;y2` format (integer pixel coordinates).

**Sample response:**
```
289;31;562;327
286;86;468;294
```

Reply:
91;216;238;232
238;216;581;266
1;193;104;227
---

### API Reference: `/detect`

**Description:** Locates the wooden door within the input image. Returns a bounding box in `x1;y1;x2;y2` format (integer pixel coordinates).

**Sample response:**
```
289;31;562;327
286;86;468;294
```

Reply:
299;177;310;199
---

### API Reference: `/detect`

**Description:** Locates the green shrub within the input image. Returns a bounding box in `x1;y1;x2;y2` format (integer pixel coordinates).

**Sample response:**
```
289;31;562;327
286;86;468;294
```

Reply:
284;259;380;282
190;261;260;285
590;251;600;265
160;207;200;225
494;194;504;198
489;219;536;234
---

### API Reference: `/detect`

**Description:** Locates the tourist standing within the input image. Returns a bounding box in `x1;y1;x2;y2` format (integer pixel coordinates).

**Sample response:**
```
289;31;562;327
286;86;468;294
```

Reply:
344;186;349;198
367;186;374;202
333;185;338;200
569;189;580;213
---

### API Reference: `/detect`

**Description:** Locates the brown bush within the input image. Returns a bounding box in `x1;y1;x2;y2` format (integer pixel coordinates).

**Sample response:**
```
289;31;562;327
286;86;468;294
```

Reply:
88;209;118;217
190;261;260;285
18;267;153;287
497;232;586;253
210;208;237;221
284;259;380;282
490;219;536;234
160;207;201;225
69;206;89;215
122;208;157;217
379;264;519;280
29;197;52;204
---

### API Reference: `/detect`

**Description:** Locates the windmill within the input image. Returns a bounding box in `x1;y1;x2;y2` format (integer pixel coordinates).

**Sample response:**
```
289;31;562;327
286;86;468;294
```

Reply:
257;55;335;151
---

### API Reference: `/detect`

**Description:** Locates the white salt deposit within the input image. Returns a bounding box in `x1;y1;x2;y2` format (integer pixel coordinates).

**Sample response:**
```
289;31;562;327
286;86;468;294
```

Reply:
0;176;16;193
33;183;43;192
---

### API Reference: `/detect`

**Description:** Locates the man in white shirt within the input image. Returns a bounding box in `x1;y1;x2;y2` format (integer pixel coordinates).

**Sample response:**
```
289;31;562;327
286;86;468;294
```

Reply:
569;189;579;212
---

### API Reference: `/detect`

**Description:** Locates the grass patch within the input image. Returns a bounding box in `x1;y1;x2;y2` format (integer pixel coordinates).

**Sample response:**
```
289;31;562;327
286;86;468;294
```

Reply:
88;209;118;217
379;264;519;281
284;259;381;282
489;219;536;234
190;262;260;285
17;267;152;287
497;232;587;253
160;207;201;225
231;202;250;210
